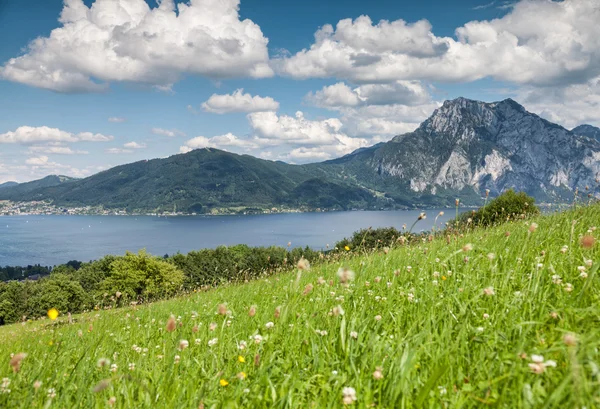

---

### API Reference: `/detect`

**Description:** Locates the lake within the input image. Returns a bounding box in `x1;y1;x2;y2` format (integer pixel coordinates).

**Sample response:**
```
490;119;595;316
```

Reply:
0;209;460;266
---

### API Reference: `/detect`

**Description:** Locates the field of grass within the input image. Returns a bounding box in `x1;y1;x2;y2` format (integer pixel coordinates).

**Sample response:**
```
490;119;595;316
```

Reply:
0;204;598;408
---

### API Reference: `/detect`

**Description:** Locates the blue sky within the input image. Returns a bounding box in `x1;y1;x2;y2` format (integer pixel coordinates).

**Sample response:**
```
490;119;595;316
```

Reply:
0;0;598;183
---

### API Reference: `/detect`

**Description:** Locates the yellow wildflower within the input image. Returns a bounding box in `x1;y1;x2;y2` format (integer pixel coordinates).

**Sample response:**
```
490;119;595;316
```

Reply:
238;356;245;363
47;308;59;321
344;245;350;251
219;379;229;387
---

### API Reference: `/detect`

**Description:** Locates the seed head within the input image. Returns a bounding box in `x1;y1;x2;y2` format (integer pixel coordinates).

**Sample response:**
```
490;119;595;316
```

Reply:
580;235;595;249
166;315;177;332
9;353;26;373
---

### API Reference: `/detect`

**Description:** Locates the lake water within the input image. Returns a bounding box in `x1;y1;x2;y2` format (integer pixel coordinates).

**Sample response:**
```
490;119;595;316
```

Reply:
0;209;459;267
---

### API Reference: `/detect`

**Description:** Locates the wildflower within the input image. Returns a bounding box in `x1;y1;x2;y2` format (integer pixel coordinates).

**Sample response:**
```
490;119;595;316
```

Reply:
580;271;588;279
274;306;281;319
462;243;473;252
110;364;118;373
580;235;595;249
253;335;263;344
483;313;489;319
550;311;559;320
108;397;117;406
528;355;556;374
483;287;495;296
372;367;383;380
237;340;248;351
585;259;593;267
174;355;180;364
333;305;345;317
344;245;350;251
577;266;586;272
350;331;358;339
10;352;26;373
128;363;135;371
218;304;228;315
564;283;573;292
297;258;310;271
219;379;229;387
551;275;562;285
248;305;257;317
97;358;110;368
238;355;245;363
47;388;57;398
265;322;274;329
166;315;177;332
208;338;218;347
303;284;313;295
529;223;538;233
438;211;445;217
47;308;59;321
92;379;111;393
432;280;438;286
560;245;568;254
1;378;10;394
115;291;122;299
342;387;357;405
374;276;382;283
418;212;426;220
365;281;370;287
33;381;42;390
375;315;382;321
563;333;577;346
236;371;247;380
179;340;189;350
383;247;390;254
317;276;326;285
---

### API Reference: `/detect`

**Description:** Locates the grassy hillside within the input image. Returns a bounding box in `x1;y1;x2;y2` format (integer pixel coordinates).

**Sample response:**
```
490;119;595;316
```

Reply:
0;205;598;408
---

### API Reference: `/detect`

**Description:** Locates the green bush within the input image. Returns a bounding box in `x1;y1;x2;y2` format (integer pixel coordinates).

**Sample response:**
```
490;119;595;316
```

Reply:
453;189;539;229
335;227;402;252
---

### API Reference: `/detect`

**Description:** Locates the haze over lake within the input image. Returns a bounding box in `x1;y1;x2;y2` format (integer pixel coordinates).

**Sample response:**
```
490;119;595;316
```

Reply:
0;209;458;267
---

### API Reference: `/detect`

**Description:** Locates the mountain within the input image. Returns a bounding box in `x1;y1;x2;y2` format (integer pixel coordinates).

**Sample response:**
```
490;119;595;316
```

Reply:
0;175;77;199
0;150;381;212
572;124;600;142
0;181;18;190
1;98;598;212
319;97;600;203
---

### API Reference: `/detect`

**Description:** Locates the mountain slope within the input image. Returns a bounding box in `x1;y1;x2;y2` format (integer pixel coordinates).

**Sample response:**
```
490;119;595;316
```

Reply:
0;182;18;190
318;98;600;203
0;175;76;198
572;124;600;142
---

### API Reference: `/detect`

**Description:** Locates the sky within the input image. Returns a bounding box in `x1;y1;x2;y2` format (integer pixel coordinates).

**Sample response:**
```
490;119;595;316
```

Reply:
0;0;599;183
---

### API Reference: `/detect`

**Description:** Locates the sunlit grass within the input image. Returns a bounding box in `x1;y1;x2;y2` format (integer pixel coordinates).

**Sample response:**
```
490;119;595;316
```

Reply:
0;204;598;408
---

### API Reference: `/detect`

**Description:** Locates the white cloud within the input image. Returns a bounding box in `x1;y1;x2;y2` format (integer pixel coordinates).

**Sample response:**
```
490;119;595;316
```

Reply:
106;148;133;154
202;89;280;114
180;132;258;153
276;1;600;87
0;126;113;144
151;128;186;137
124;141;146;149
0;0;273;92
27;146;89;155
25;156;50;166
306;81;431;108
108;117;126;123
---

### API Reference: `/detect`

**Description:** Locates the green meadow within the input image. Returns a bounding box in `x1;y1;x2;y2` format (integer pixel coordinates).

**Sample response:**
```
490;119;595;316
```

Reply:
0;204;598;408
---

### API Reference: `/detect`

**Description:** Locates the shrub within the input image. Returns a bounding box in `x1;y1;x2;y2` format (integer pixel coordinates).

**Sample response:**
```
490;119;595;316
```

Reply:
335;227;402;252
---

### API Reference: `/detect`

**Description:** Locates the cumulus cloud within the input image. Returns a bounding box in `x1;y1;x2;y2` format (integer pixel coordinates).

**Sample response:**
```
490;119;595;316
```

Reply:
105;148;133;154
108;117;126;123
21;155;92;179
276;0;600;87
151;128;185;137
0;126;113;144
124;141;146;149
180;132;258;153
27;146;89;155
202;89;280;113
0;0;273;92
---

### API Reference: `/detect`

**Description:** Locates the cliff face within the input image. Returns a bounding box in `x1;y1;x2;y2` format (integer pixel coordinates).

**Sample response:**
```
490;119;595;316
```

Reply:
338;97;600;202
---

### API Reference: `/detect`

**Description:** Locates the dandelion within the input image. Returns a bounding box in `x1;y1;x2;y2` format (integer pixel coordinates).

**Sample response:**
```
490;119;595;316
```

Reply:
219;379;229;387
483;287;495;296
47;388;56;398
208;338;218;347
238;355;245;363
9;352;26;373
563;333;577;346
372;367;383;380
47;308;59;321
580;235;595;249
248;305;257;317
179;340;189;350
350;331;358;339
97;358;110;368
344;245;350;251
297;258;310;271
166;315;177;332
528;355;556;374
342;387;357;405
